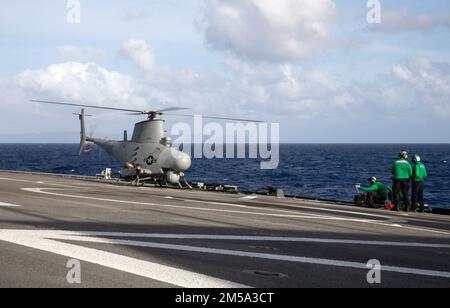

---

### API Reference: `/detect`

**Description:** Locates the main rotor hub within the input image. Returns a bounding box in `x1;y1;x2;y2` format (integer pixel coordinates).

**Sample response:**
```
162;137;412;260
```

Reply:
147;112;163;120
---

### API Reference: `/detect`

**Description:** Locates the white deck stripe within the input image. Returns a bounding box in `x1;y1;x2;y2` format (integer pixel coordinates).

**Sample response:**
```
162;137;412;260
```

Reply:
46;231;450;249
20;188;379;223
0;177;86;188
0;177;36;183
73;238;450;279
1;176;396;219
239;196;258;200
0;202;21;207
185;197;393;219
3;230;449;280
0;230;247;288
20;188;450;236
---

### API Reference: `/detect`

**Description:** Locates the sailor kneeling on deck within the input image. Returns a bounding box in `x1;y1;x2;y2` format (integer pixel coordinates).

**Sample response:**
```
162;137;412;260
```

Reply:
357;177;390;208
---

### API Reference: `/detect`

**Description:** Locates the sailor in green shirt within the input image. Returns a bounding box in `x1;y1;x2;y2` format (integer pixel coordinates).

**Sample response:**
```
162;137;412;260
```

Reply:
392;151;413;211
358;177;389;208
411;154;428;212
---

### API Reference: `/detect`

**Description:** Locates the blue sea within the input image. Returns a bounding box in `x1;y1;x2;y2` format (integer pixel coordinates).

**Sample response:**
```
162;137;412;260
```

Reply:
0;144;449;209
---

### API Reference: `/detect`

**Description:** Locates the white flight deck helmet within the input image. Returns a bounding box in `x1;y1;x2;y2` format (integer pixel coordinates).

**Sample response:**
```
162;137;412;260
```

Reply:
399;151;408;159
368;177;377;183
413;154;421;163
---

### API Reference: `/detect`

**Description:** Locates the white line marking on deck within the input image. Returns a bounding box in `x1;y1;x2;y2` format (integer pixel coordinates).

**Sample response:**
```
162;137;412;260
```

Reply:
240;196;258;200
0;230;247;288
3;175;405;221
19;188;450;236
20;188;380;223
381;223;450;236
1;230;449;280
0;202;21;207
39;231;450;249
187;196;394;220
0;177;35;183
0;177;80;188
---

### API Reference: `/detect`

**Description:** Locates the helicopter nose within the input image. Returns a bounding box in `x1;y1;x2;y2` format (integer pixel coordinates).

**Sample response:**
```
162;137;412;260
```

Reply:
175;152;191;171
159;148;191;172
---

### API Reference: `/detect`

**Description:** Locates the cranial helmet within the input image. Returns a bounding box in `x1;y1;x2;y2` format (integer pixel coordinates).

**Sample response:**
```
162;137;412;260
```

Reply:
399;151;408;159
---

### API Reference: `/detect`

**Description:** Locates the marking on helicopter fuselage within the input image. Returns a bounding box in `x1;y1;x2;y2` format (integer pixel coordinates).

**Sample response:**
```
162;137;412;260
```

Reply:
145;155;155;166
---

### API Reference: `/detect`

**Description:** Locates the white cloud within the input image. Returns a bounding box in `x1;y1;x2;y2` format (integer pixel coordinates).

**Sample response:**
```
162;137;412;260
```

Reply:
2;39;450;142
390;57;450;114
0;61;156;136
11;42;450;123
121;39;157;72
220;59;355;117
203;0;337;62
120;39;227;109
392;65;413;82
12;62;147;110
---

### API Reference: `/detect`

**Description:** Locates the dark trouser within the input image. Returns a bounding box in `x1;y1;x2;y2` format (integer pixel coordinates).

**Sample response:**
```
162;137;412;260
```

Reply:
393;179;410;211
412;181;425;212
366;191;386;208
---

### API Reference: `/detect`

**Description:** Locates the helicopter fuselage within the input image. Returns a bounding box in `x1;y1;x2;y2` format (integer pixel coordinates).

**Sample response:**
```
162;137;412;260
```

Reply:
84;116;191;185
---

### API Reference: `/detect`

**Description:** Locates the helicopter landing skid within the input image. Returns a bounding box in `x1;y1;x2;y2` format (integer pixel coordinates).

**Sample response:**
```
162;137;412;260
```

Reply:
129;176;193;190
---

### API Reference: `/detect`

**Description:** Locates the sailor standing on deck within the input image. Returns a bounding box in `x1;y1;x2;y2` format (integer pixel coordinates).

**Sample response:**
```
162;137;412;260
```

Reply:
392;151;413;212
411;155;428;212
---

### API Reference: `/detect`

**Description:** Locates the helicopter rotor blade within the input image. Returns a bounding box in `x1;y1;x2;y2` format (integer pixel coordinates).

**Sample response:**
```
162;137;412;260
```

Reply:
156;107;191;113
32;99;190;116
31;100;143;113
32;99;262;122
125;107;190;115
167;114;264;123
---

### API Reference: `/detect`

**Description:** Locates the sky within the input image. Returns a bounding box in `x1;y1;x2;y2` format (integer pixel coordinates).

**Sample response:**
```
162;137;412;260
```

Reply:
0;0;449;143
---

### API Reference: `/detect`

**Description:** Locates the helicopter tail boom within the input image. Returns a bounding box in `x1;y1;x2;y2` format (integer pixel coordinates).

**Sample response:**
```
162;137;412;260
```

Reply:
77;109;88;155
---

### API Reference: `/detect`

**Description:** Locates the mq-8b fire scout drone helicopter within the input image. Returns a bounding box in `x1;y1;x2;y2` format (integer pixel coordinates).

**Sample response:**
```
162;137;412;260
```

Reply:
31;99;261;187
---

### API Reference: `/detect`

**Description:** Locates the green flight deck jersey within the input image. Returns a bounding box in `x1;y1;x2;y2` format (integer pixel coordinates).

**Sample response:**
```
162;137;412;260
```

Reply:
412;162;427;182
392;159;412;180
359;181;390;198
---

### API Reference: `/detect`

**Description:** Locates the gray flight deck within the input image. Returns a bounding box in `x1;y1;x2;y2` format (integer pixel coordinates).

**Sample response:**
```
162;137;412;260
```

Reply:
0;171;450;288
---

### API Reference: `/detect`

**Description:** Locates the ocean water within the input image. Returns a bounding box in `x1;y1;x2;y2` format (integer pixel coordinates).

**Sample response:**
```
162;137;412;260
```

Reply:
0;144;449;209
